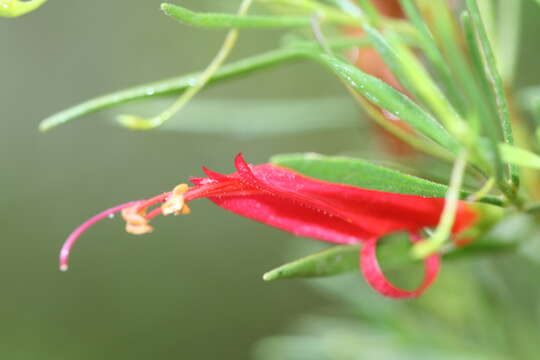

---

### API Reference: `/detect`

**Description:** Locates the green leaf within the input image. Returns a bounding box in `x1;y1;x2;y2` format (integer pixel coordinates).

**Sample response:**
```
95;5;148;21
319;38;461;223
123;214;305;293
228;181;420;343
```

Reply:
263;232;514;281
466;0;518;186
39;48;304;131
263;245;360;280
161;3;313;28
461;11;507;186
354;0;381;25
0;0;47;18
39;38;371;131
110;98;362;137
499;143;540;169
363;25;465;138
271;153;450;196
271;153;503;205
398;0;466;114
308;52;460;154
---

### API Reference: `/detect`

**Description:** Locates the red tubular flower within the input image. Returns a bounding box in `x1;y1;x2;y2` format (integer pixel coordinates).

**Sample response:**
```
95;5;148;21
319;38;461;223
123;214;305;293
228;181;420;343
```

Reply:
60;154;477;299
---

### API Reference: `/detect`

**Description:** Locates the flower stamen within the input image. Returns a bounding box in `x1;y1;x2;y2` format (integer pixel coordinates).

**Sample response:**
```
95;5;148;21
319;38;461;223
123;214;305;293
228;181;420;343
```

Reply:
162;184;190;216
121;206;154;235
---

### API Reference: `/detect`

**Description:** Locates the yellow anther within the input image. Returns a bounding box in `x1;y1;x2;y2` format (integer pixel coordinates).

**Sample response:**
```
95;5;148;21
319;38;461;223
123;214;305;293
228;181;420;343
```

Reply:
121;206;153;235
125;223;154;235
180;204;191;215
162;183;190;216
121;207;146;225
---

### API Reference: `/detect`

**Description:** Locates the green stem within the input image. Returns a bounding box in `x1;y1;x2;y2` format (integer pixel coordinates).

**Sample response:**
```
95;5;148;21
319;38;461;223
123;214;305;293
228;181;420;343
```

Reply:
119;0;255;130
467;177;495;202
412;150;468;258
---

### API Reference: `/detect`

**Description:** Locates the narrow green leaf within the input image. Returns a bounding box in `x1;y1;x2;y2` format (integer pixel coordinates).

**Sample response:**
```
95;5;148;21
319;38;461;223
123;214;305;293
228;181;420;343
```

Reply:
466;0;518;186
39;48;302;131
39;38;372;131
161;3;314;28
354;0;381;26
270;153;502;205
363;24;465;138
422;0;476;100
398;0;466;114
260;0;360;25
360;25;417;100
499;143;540;169
271;153;449;196
461;11;506;184
308;52;460;153
422;0;493;147
263;245;360;280
264;235;515;281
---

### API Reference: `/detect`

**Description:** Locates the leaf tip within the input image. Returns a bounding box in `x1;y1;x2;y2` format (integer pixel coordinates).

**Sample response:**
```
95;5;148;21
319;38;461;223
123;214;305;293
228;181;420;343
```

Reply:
262;270;279;281
117;114;157;131
38;121;51;132
160;3;171;13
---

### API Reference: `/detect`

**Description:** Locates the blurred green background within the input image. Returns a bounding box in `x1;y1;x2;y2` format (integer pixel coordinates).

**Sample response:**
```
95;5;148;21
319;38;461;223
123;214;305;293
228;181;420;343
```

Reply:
1;0;540;359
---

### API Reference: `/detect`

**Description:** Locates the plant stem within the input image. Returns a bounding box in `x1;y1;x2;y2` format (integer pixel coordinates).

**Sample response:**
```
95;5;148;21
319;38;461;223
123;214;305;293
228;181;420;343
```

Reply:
119;0;256;130
39;37;376;131
413;150;468;258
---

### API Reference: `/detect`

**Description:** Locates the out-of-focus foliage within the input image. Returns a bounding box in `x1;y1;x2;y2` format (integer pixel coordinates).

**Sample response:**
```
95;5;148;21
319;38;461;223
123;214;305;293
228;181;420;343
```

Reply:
255;214;540;359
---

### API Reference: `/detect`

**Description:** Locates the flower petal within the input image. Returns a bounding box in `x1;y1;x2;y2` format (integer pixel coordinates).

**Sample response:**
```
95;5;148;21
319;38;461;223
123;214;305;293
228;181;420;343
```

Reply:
198;155;475;246
360;235;441;298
